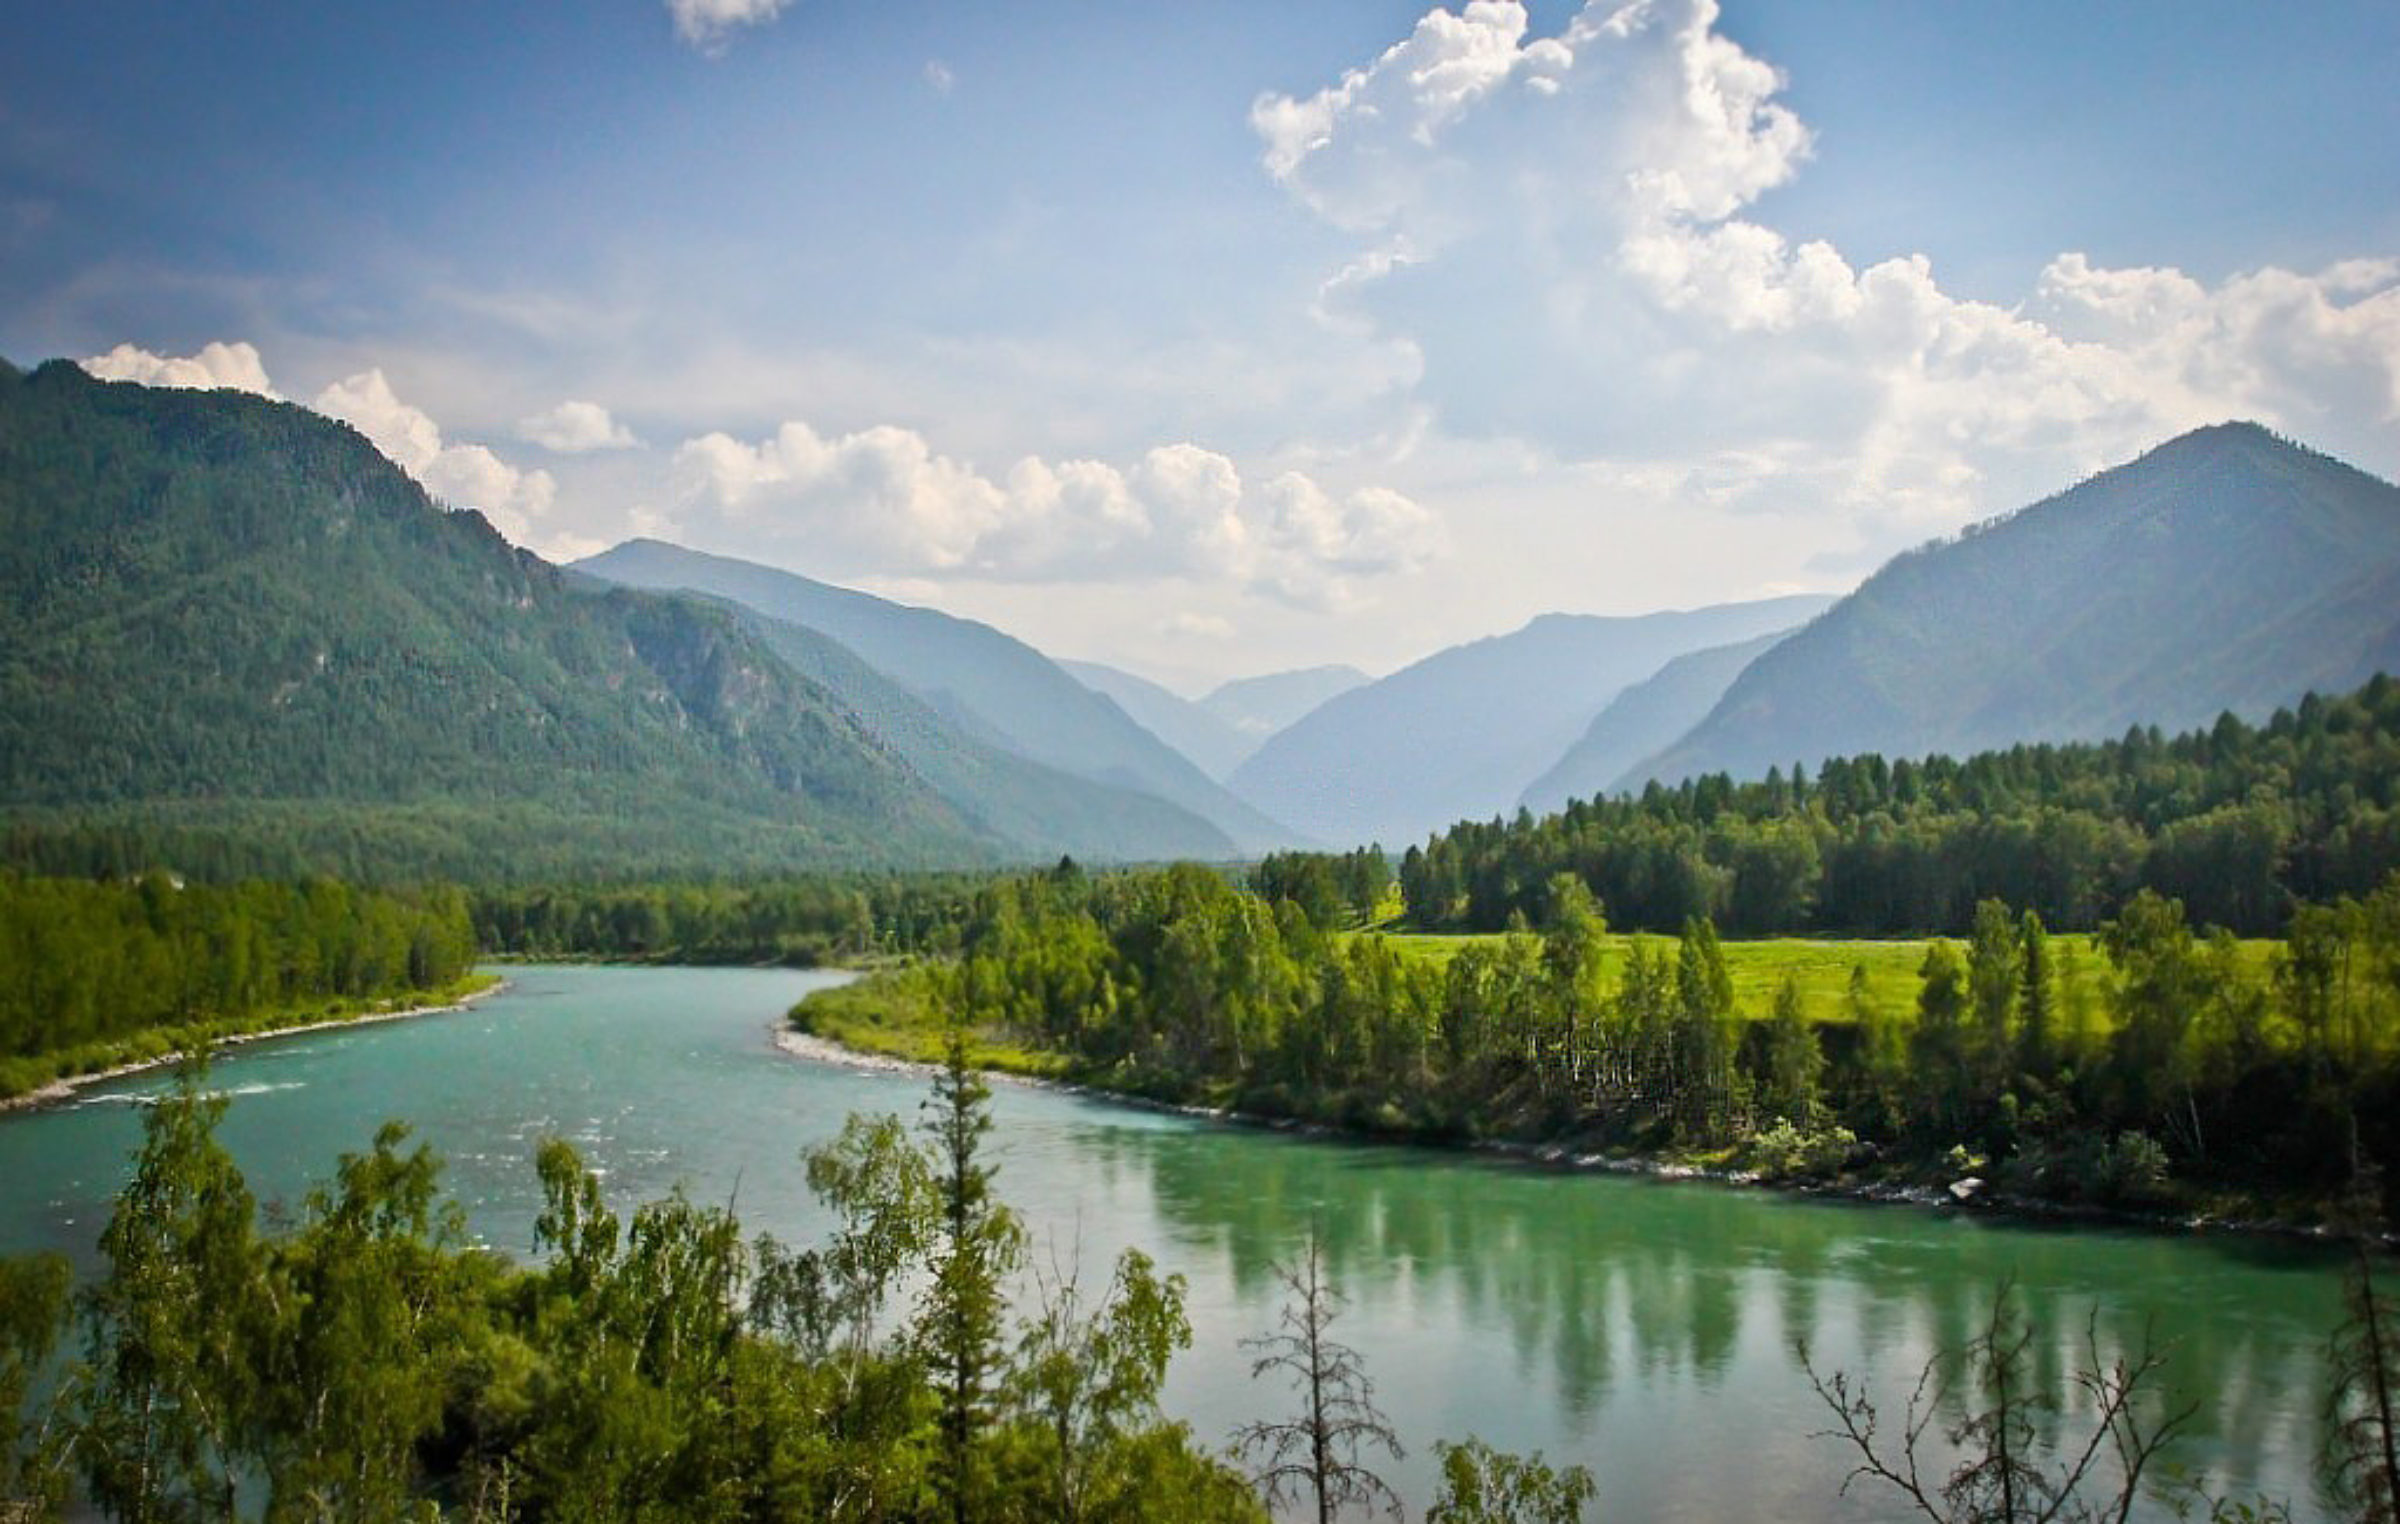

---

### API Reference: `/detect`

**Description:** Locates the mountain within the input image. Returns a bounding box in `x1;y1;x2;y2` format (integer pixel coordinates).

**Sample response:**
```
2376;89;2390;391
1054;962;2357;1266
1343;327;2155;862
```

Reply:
1201;665;1369;745
1634;422;2400;788
727;621;1236;860
0;360;988;877
1515;628;1797;813
575;539;1297;852
1058;661;1254;781
1227;595;1838;850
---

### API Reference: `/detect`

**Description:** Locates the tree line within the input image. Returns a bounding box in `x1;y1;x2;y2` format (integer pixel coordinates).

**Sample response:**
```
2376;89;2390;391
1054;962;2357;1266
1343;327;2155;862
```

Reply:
918;858;2400;1215
0;872;477;1095
469;876;988;967
1398;675;2400;938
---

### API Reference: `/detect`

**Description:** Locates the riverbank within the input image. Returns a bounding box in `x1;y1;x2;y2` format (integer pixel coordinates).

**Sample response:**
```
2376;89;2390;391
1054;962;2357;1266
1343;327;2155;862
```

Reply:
0;973;507;1114
786;974;2377;1249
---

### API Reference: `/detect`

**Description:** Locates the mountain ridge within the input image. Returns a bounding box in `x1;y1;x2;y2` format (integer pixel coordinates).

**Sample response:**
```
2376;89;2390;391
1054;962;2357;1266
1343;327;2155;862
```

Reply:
1228;594;1837;850
0;359;992;876
1633;421;2400;788
574;539;1299;852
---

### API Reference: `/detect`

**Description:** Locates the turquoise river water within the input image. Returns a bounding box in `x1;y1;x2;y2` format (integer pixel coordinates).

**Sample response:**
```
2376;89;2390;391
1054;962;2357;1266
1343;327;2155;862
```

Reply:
0;965;2356;1521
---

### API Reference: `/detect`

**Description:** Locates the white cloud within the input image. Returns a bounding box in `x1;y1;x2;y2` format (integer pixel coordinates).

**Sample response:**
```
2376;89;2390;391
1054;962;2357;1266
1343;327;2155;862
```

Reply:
80;341;280;398
667;0;791;53
517;399;638;453
313;369;558;546
1256;0;2400;536
671;418;1444;607
924;59;955;95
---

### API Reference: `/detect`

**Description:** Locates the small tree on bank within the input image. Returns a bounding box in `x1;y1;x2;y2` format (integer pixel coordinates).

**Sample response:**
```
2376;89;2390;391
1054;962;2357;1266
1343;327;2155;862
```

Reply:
1233;1229;1404;1523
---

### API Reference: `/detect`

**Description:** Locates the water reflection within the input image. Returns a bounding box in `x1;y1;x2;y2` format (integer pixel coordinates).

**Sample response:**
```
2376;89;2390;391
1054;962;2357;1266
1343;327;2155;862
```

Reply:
1051;1112;2345;1518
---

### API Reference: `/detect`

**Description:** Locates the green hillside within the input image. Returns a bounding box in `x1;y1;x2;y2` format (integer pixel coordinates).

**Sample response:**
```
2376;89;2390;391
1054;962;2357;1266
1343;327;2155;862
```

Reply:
1637;422;2400;787
0;360;990;878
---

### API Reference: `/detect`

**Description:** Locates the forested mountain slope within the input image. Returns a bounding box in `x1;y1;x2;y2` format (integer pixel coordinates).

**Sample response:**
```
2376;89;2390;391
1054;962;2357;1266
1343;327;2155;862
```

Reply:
735;618;1237;860
1636;422;2400;787
1228;596;1835;851
0;360;988;877
575;539;1297;852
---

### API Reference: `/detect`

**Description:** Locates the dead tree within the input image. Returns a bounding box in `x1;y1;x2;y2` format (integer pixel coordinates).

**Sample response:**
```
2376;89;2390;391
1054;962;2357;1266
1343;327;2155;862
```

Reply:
1232;1229;1404;1523
2330;1245;2400;1524
1802;1278;2196;1524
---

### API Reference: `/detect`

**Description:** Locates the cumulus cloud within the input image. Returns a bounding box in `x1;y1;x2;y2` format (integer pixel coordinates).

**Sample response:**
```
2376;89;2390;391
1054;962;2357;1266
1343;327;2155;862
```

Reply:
1256;0;2400;534
667;0;791;53
672;419;1443;608
80;341;280;398
518;399;638;453
314;369;558;544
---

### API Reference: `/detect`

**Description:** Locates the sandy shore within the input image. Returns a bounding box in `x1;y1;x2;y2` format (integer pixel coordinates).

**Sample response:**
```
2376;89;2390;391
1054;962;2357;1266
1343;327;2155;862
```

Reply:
0;979;509;1116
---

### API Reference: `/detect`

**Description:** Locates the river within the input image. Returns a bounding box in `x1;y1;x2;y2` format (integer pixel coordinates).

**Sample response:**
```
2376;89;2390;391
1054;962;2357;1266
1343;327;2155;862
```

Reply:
0;965;2352;1521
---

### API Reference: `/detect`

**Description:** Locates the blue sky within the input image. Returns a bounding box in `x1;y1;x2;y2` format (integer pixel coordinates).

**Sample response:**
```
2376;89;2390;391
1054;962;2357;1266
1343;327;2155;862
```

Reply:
7;0;2397;689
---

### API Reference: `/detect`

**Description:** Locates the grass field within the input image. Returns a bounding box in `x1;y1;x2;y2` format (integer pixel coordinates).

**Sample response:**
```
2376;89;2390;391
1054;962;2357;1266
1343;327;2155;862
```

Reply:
1367;931;2283;1026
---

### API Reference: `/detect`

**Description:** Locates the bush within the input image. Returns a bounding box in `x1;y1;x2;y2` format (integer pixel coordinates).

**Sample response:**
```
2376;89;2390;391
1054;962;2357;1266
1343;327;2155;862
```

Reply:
1747;1119;1859;1181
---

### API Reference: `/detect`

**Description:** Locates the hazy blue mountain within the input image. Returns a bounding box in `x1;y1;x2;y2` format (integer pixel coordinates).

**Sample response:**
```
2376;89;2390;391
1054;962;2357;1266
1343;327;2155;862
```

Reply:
1059;660;1255;781
0;360;989;876
738;623;1236;860
1227;595;1837;850
1634;422;2400;788
574;540;1297;852
1201;665;1371;745
1515;628;1798;813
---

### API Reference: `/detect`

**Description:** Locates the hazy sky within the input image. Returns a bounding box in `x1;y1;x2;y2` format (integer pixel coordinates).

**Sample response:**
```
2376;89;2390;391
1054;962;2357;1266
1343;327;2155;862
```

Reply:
8;1;2397;691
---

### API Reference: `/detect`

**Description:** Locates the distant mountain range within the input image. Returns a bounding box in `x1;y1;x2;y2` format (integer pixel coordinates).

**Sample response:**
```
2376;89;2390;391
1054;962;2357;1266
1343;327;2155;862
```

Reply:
1228;596;1837;850
573;540;1295;852
1202;665;1369;744
1632;422;2400;789
1059;661;1256;782
1060;660;1372;782
15;358;2392;879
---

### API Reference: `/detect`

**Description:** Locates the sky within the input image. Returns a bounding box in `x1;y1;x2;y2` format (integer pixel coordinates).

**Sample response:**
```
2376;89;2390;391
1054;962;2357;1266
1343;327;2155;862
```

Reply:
5;0;2397;693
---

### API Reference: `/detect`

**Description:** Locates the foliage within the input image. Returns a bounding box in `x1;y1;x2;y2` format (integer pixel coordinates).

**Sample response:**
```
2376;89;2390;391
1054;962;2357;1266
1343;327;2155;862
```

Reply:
1396;675;2400;938
0;1052;1265;1521
1425;1436;1597;1524
0;359;984;881
0;872;476;1085
826;853;2400;1211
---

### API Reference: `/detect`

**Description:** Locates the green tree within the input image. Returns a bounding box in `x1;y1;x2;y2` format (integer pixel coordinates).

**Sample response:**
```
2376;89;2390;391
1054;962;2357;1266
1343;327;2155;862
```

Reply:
0;1252;72;1517
920;1025;1027;1524
1001;1246;1193;1523
75;1060;264;1524
1758;977;1825;1128
1426;1437;1596;1524
258;1121;467;1522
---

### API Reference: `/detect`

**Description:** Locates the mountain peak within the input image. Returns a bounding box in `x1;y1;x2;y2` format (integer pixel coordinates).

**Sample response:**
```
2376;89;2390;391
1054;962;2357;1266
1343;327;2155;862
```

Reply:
1629;424;2400;789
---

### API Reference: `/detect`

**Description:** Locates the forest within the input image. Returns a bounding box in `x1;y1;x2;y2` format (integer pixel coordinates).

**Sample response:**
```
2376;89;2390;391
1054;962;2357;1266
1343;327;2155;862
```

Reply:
1399;676;2400;938
822;855;2400;1219
0;873;479;1100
